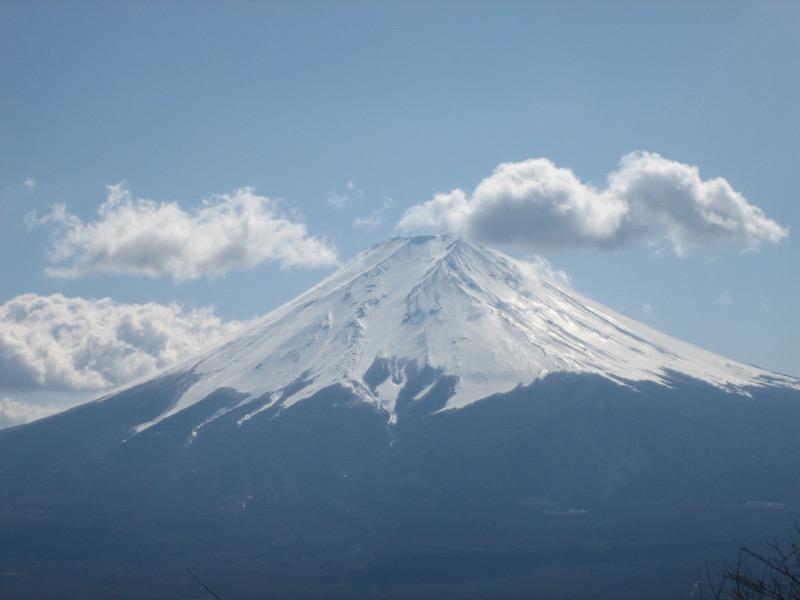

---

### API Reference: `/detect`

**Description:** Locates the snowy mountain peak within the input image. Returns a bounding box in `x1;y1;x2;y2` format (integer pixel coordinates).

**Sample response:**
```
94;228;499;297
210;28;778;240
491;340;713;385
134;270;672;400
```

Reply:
133;235;797;434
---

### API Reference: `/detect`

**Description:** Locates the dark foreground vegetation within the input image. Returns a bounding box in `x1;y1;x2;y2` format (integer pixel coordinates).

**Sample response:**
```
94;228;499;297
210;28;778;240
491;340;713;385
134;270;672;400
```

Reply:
182;525;800;600
696;525;800;600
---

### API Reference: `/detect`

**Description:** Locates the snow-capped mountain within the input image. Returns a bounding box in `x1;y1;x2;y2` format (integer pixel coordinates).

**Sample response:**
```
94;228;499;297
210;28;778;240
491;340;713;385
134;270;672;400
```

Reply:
134;234;796;435
2;235;799;600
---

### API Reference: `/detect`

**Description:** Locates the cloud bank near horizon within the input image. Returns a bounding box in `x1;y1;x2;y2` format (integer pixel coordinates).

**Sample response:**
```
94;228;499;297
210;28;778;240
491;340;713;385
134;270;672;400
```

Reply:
0;293;245;394
0;396;64;428
30;185;339;281
397;151;789;255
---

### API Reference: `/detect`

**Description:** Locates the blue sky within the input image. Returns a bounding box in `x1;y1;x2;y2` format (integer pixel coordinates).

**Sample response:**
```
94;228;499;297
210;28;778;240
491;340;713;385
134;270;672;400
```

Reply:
1;1;798;426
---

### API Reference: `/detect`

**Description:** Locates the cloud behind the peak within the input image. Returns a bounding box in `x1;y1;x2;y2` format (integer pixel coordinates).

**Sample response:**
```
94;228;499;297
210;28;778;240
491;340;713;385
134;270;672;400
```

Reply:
398;152;788;254
30;185;339;281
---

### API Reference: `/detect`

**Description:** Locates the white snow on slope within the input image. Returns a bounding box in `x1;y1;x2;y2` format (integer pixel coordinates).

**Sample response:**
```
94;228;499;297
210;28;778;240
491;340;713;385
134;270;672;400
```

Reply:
133;235;798;434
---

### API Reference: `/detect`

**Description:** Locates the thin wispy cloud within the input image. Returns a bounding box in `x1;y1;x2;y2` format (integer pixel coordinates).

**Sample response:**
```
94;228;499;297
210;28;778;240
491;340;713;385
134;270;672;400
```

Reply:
326;191;350;209
0;293;245;392
398;151;789;255
29;184;339;281
0;396;61;427
715;289;734;306
354;196;393;230
326;180;363;210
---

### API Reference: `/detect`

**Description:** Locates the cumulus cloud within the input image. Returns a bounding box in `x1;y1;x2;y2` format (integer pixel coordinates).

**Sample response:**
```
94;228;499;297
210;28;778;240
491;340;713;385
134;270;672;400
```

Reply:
29;184;339;281
398;151;789;254
0;293;245;392
513;254;572;288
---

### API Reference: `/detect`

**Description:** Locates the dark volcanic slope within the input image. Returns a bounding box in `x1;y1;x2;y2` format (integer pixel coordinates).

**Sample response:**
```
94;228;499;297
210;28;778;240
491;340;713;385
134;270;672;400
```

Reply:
1;372;799;600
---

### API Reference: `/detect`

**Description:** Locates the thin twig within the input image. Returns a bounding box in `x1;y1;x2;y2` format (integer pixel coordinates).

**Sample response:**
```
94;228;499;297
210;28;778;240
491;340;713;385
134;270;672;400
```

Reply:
187;568;223;600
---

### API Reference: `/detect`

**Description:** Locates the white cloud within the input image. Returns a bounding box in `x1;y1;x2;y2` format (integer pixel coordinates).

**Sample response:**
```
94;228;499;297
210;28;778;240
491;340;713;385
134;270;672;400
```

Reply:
514;254;572;288
609;152;789;255
398;189;470;234
0;293;245;393
398;152;789;254
642;303;654;317
0;396;61;428
29;184;338;281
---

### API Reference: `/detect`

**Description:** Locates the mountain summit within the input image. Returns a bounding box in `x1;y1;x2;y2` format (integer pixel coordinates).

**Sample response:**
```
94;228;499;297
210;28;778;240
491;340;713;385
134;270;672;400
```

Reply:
2;235;799;600
135;234;795;435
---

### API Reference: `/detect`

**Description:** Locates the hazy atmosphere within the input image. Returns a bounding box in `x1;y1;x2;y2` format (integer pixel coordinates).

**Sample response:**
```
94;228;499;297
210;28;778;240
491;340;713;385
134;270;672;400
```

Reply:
2;1;798;428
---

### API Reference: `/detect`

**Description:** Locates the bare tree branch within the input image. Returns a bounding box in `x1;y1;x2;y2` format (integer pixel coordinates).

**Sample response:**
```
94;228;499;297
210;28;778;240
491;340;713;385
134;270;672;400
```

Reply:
697;525;800;600
187;568;224;600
